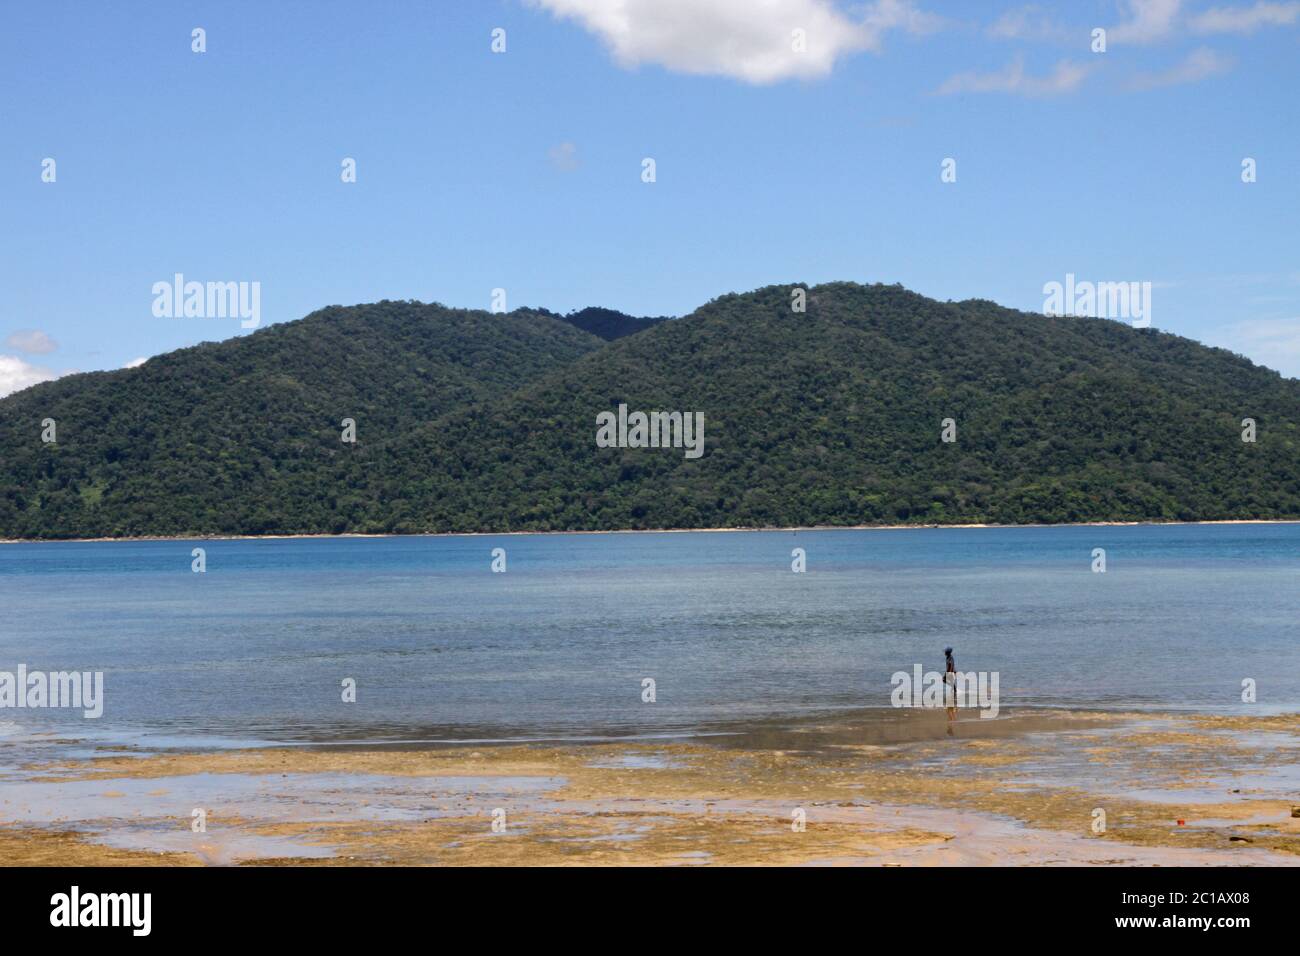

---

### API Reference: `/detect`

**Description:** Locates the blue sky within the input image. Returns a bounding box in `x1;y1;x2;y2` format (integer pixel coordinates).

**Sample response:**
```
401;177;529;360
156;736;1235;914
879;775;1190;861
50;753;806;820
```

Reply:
2;0;1298;394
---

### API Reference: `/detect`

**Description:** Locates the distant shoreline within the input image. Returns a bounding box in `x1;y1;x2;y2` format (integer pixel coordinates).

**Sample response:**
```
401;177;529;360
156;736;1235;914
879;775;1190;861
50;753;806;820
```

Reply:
3;517;1298;545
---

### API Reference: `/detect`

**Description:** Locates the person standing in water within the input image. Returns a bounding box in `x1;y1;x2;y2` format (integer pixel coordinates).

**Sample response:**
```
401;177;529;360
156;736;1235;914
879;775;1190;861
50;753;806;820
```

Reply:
944;646;957;733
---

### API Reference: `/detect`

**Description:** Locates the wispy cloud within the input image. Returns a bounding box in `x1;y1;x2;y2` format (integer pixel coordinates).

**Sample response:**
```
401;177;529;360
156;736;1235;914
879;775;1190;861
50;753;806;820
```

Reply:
1194;270;1300;286
1106;0;1300;43
547;142;581;172
4;329;58;355
1192;1;1300;34
934;56;1091;96
527;0;942;84
987;5;1073;42
862;0;946;37
1128;47;1235;88
1109;0;1185;44
123;356;149;369
1214;316;1300;377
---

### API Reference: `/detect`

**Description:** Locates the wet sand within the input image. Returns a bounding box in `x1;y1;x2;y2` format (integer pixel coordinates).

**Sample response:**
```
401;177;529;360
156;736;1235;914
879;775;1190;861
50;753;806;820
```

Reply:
1;708;1296;866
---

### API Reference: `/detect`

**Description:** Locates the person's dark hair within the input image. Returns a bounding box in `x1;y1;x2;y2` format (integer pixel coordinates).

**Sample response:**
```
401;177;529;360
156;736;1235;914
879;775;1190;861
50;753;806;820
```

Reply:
944;647;953;657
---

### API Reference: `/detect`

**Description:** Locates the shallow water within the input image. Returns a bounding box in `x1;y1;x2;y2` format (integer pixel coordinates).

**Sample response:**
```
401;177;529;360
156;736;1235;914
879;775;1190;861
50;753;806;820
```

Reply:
1;524;1297;749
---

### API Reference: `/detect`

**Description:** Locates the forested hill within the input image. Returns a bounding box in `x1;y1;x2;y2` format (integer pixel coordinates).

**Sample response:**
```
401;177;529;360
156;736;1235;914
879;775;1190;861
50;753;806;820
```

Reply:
2;283;1298;538
529;306;670;340
0;301;603;537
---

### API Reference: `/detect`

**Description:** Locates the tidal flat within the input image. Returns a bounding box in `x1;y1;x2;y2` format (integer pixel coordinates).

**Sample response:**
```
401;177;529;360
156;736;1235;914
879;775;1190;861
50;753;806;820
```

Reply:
2;709;1296;866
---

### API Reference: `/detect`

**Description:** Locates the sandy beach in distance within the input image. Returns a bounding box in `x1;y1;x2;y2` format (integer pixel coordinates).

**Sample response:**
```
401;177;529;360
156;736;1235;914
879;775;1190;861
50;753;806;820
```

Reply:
3;518;1300;545
3;708;1296;866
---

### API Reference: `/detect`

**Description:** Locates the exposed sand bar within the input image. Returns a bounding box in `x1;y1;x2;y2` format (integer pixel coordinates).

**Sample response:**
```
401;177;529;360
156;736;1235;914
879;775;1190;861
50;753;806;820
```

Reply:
1;709;1296;866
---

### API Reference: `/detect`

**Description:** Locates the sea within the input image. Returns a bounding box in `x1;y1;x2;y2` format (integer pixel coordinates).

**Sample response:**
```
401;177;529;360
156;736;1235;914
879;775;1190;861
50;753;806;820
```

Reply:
1;524;1296;750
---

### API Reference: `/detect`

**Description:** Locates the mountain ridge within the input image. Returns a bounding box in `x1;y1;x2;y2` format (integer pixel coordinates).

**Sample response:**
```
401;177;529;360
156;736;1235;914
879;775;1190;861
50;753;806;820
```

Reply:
2;282;1297;538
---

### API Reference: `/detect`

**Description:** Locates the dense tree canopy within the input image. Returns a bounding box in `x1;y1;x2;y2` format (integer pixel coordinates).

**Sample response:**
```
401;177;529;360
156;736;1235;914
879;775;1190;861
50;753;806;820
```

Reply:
1;283;1297;538
534;306;668;341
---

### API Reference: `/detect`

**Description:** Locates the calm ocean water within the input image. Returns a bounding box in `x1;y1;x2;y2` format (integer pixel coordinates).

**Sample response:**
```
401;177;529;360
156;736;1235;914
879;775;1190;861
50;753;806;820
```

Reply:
0;525;1297;747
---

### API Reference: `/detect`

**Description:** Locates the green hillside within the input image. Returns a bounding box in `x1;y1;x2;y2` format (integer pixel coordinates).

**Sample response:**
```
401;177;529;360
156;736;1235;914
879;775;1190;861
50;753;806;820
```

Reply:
2;283;1297;537
0;301;602;536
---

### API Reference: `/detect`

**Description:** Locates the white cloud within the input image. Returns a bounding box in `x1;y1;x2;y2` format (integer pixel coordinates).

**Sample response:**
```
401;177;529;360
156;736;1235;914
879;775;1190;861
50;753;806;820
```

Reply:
4;329;58;354
547;141;580;171
1191;1;1300;34
1109;0;1184;44
0;355;59;398
934;57;1091;96
1128;47;1234;88
123;356;149;369
527;0;942;84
